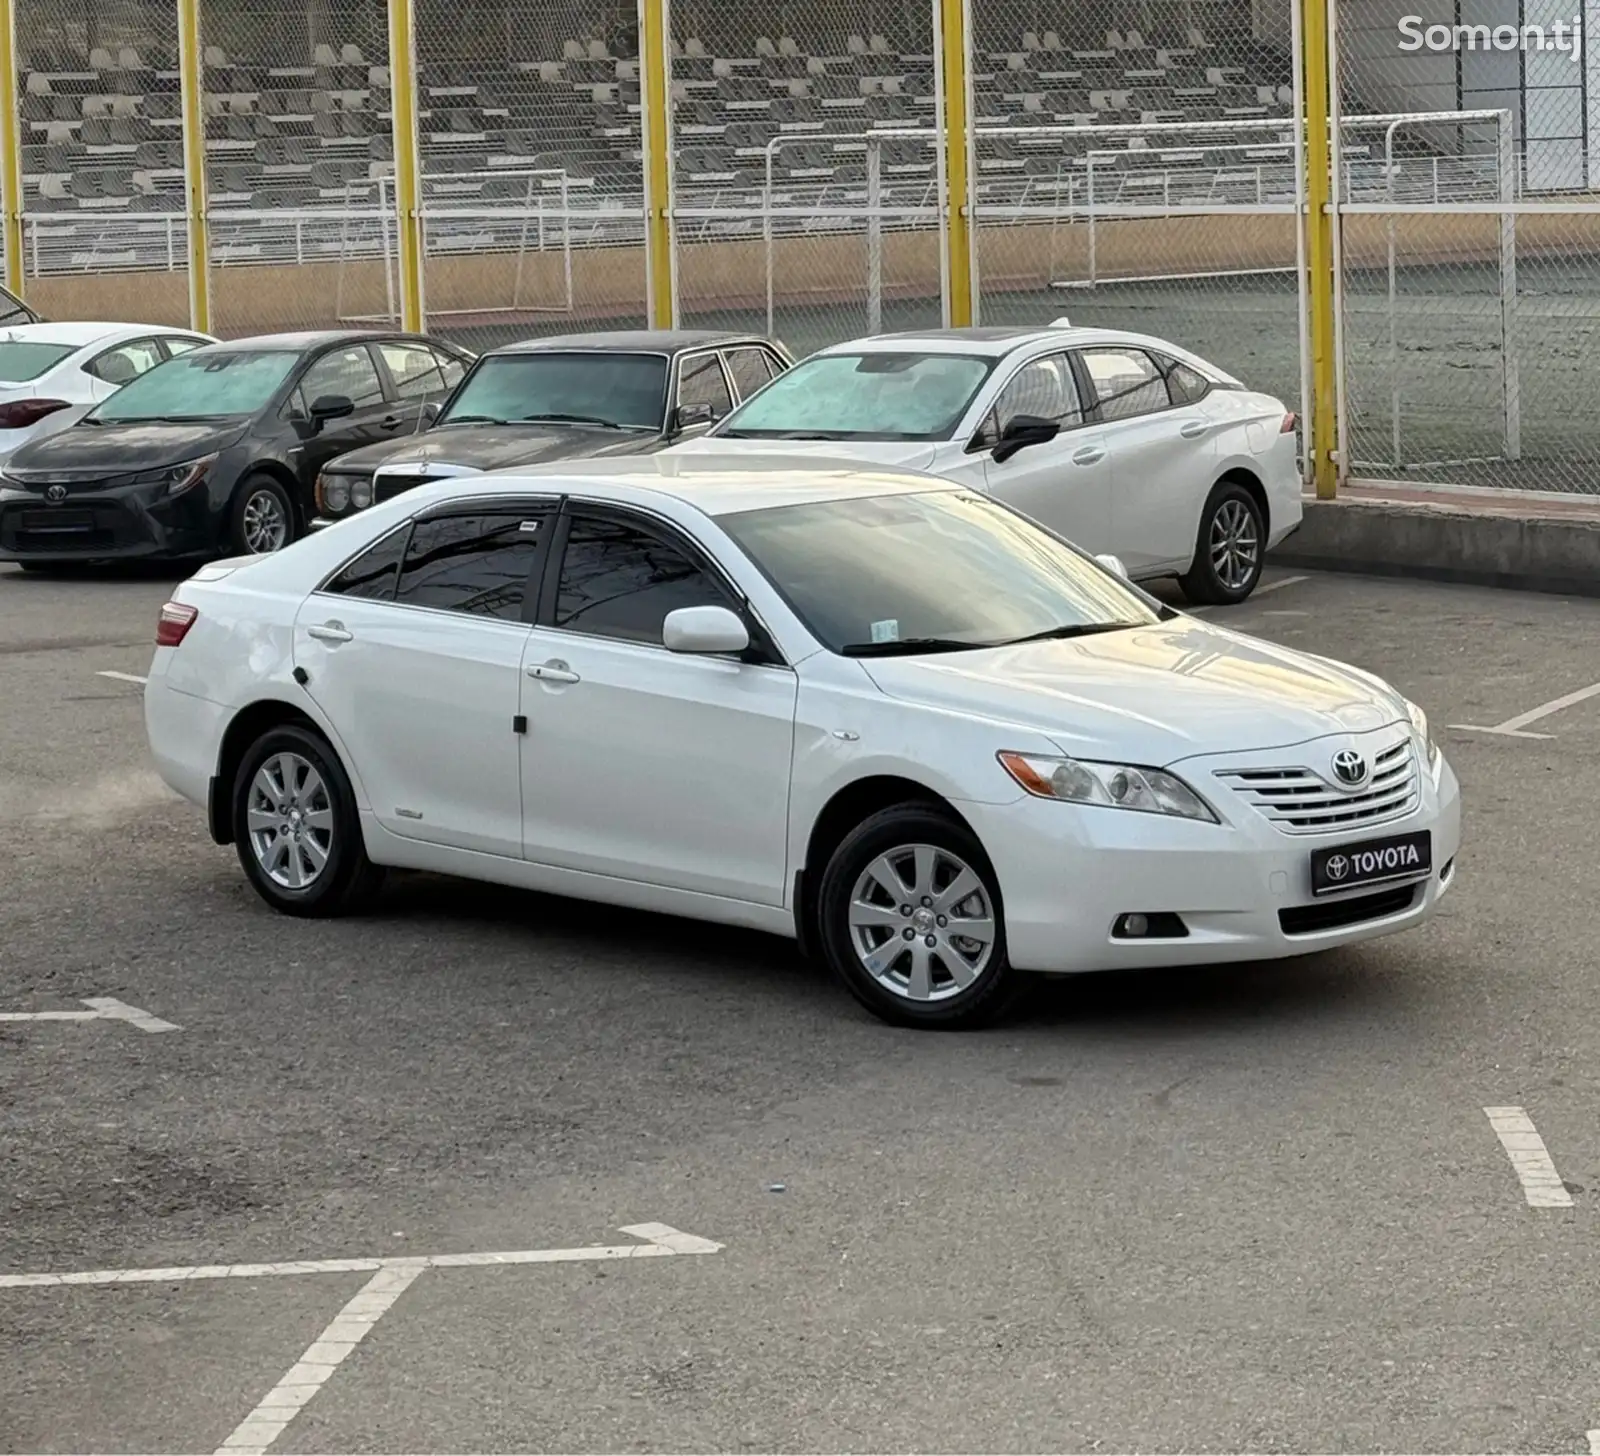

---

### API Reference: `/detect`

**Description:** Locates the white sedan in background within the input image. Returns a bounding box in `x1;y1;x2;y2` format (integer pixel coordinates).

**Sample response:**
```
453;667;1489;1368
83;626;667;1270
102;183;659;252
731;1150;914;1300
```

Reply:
669;320;1301;604
144;457;1456;1030
0;321;215;460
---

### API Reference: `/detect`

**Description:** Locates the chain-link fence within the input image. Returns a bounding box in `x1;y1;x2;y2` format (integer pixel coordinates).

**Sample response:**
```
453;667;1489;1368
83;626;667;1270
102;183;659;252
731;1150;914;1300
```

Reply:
14;0;192;324
670;7;943;355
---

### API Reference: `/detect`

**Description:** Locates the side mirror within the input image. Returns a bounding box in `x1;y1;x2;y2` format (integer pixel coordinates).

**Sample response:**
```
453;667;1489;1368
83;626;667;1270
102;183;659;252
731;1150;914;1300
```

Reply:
991;414;1060;464
308;393;355;431
1095;552;1130;580
662;604;750;656
419;400;441;427
673;401;716;435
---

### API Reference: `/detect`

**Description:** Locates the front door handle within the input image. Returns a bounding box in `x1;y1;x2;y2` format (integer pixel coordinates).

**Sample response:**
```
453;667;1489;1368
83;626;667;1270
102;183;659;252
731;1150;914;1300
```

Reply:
1179;420;1209;439
1072;445;1106;465
527;660;580;684
307;621;353;643
380;415;403;430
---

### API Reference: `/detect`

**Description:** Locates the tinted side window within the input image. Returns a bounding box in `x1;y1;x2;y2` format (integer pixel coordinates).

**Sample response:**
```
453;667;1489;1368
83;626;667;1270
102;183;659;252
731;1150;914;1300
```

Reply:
298;346;386;412
86;338;164;385
433;348;468;388
324;523;410;601
1166;360;1211;405
394;512;546;620
554;514;735;645
677;353;734;419
724;347;776;399
1079;347;1170;422
993;353;1083;431
163;336;208;359
379;342;446;401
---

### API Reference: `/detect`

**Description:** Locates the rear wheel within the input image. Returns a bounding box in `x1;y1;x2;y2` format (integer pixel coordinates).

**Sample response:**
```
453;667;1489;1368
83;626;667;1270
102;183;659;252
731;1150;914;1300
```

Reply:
229;474;296;556
231;724;384;917
816;804;1019;1029
1178;480;1265;605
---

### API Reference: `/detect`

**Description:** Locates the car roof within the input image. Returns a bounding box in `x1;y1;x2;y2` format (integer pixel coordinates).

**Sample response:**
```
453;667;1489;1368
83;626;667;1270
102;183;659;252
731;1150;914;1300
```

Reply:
811;323;1177;357
205;329;431;352
495;329;769;355
0;320;197;348
401;453;957;519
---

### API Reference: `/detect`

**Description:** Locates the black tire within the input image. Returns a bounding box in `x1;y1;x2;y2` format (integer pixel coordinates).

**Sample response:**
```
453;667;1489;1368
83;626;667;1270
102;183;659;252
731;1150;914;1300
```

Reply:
816;803;1020;1029
1178;479;1266;606
231;723;384;917
228;473;296;556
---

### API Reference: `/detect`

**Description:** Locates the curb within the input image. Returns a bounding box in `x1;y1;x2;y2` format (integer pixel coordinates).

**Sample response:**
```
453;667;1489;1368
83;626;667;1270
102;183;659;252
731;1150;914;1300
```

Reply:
1269;496;1600;598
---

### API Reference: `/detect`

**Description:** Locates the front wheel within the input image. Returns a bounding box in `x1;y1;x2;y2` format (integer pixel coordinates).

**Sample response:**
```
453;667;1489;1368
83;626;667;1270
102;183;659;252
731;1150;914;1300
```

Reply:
816;804;1020;1029
229;474;296;556
232;724;384;917
1178;480;1265;605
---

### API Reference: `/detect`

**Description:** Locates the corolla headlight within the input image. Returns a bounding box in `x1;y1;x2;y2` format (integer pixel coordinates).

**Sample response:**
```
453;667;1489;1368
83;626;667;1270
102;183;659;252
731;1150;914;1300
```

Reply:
348;477;374;510
131;454;216;496
317;474;350;513
1405;699;1440;771
998;751;1218;822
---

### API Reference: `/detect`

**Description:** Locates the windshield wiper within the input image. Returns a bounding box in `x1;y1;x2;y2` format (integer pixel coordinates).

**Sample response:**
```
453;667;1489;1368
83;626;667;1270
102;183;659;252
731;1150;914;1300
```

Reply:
998;621;1144;646
439;414;502;426
839;637;990;658
515;412;625;429
718;428;854;441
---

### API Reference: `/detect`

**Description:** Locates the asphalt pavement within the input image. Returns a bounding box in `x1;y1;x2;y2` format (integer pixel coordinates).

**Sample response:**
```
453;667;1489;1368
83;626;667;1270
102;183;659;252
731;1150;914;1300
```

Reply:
3;559;1600;1454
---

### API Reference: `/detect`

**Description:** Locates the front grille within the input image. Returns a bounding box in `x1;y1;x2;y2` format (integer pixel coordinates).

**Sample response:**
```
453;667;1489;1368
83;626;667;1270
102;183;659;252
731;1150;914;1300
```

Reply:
1279;884;1417;936
374;472;447;504
4;474;117;496
1217;738;1418;835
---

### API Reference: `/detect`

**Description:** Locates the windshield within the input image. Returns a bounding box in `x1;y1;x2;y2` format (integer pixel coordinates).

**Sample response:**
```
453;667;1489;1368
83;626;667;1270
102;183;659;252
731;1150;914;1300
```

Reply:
439;351;668;430
0;341;78;382
91;350;297;422
720;490;1163;655
714;351;993;441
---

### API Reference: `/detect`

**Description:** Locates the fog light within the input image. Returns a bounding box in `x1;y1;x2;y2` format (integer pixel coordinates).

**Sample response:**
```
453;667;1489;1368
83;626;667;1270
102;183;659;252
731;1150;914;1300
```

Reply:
1112;912;1190;940
1116;913;1149;937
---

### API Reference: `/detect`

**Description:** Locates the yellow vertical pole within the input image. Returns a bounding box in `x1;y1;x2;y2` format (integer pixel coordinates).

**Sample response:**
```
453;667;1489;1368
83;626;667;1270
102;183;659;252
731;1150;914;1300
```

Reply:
1301;0;1337;498
176;0;210;333
386;0;426;331
937;0;974;325
638;0;674;327
0;0;25;299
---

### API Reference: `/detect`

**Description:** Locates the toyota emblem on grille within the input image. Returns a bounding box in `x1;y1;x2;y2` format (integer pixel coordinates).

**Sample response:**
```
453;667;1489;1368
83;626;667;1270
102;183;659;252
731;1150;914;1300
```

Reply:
1324;853;1350;881
1330;749;1369;789
44;484;67;503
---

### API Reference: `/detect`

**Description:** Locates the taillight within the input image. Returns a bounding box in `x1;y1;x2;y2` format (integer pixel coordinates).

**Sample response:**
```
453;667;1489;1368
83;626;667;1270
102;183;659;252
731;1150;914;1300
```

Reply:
156;601;198;647
0;398;71;430
1280;412;1298;433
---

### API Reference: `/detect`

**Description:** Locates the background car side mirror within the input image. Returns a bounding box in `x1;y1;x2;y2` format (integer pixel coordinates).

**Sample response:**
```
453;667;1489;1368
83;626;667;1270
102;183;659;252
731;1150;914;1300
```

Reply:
673;401;716;435
991;414;1060;464
307;394;355;433
419;400;441;427
662;604;750;656
1095;553;1130;580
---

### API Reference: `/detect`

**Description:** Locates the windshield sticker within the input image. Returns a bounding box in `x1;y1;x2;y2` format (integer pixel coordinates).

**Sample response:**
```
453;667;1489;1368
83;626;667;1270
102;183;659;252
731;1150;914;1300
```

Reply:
871;618;900;644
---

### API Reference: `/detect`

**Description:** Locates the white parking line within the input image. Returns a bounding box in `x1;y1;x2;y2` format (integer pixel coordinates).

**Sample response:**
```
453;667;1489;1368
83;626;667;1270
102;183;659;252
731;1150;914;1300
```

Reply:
0;997;179;1033
1484;1106;1574;1208
1451;680;1600;740
1587;1429;1600;1455
1189;574;1309;614
96;670;147;685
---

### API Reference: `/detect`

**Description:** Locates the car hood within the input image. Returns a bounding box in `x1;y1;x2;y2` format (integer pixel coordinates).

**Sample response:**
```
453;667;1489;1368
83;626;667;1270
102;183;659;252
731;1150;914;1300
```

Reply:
329;424;664;474
857;617;1409;765
667;436;942;470
1;419;246;479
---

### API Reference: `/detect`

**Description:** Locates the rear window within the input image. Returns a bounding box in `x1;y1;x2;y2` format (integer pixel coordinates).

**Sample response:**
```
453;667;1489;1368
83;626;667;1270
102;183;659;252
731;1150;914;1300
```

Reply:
0;342;77;381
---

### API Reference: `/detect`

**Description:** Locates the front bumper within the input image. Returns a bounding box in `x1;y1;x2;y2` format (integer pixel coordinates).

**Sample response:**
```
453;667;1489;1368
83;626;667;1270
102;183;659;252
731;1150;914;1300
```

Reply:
0;483;215;561
965;740;1460;975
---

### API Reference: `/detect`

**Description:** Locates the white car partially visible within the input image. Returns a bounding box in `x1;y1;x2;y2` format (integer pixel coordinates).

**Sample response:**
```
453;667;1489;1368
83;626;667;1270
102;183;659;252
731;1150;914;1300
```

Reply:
143;456;1458;1030
669;321;1302;604
0;321;216;461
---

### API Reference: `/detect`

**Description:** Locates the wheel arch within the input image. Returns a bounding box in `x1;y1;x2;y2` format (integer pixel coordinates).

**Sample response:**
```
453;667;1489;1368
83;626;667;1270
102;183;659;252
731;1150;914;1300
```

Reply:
209;698;324;844
1214;464;1269;535
233;461;307;533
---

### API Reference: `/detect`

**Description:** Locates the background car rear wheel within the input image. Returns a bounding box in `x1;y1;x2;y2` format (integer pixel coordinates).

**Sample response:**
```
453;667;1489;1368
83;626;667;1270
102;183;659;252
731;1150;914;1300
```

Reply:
230;474;295;556
1179;480;1265;605
232;724;383;917
816;804;1019;1029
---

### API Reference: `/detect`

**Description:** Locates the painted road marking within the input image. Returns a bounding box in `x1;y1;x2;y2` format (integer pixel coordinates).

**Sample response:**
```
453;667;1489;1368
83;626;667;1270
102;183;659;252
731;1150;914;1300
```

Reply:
1189;574;1309;614
1484;1106;1573;1208
0;997;179;1033
1452;680;1600;740
1587;1429;1600;1455
0;1223;722;1456
96;670;147;685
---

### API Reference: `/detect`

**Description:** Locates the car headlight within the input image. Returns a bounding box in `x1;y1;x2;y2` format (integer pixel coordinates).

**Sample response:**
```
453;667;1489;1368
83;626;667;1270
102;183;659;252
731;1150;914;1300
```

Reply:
130;454;216;496
1405;699;1440;771
998;751;1218;822
317;474;350;513
348;477;373;510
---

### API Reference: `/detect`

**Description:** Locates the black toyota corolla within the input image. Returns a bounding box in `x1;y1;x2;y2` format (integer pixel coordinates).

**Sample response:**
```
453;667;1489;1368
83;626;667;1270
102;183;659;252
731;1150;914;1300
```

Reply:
0;329;471;566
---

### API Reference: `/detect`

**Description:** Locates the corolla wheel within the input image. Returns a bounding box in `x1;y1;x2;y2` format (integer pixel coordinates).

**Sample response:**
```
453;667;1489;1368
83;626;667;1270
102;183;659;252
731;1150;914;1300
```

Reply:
819;805;1019;1028
246;751;334;889
1209;497;1260;593
242;487;290;553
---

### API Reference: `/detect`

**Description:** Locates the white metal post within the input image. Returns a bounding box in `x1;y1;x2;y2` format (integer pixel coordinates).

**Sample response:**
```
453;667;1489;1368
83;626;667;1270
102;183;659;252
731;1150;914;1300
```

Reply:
866;137;883;334
1498;109;1520;460
1385;118;1401;467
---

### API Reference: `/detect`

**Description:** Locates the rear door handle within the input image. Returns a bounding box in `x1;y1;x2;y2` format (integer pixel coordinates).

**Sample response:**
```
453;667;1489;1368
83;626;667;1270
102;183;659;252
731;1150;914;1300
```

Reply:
307;622;353;644
527;661;580;684
1071;445;1106;465
1179;420;1209;439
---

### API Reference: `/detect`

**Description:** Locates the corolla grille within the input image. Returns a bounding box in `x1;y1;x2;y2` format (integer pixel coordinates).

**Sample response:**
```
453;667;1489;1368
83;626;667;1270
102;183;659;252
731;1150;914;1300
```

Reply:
1216;738;1419;835
2;471;116;495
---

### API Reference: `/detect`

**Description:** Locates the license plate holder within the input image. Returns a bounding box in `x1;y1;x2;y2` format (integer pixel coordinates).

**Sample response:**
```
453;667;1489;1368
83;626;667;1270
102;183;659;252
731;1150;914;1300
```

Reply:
1310;829;1432;897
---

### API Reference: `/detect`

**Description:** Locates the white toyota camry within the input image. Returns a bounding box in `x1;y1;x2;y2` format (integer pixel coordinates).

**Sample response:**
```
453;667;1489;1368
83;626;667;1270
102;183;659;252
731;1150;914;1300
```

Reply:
668;322;1301;604
144;457;1458;1029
